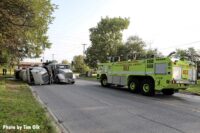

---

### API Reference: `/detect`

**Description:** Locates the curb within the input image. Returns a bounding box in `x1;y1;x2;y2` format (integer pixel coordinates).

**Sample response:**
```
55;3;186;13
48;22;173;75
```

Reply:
28;85;69;133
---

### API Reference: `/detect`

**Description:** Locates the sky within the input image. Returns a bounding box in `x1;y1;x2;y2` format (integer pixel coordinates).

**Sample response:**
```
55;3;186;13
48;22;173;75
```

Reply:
33;0;200;63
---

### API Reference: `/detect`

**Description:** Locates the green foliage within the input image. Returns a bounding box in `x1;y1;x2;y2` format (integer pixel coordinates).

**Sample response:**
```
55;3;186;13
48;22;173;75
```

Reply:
175;49;187;58
61;59;69;65
0;79;56;133
181;80;200;95
0;51;9;64
85;17;130;68
146;48;163;58
175;47;200;62
125;36;146;59
73;55;90;73
116;36;146;60
85;17;165;68
117;36;163;61
116;44;130;61
0;0;56;66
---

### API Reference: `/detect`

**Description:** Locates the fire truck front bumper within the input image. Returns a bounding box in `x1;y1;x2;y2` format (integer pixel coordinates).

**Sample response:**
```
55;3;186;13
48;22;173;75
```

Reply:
163;84;189;90
162;80;196;90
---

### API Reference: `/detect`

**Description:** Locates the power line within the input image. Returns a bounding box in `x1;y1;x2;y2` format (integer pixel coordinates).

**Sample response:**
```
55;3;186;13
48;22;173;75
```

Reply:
160;40;200;50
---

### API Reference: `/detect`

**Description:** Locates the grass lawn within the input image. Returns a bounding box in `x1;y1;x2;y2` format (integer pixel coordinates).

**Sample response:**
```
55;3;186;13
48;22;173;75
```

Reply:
182;80;200;95
0;76;56;133
79;75;97;81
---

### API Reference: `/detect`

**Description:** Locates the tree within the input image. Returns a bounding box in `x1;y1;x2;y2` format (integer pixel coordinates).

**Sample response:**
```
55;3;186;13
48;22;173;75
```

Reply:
85;17;130;68
0;0;56;66
61;59;69;65
187;47;200;62
116;44;130;61
116;36;163;60
125;36;146;59
73;55;90;73
174;49;188;59
146;48;163;58
174;47;200;62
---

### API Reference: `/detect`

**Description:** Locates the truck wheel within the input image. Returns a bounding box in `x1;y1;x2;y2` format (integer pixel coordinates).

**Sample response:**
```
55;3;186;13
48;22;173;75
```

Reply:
162;89;174;95
128;79;139;93
101;77;108;87
141;79;155;96
55;77;60;83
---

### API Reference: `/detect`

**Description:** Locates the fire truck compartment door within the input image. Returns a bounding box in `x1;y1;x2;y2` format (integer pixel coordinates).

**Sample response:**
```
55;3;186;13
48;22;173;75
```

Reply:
188;68;197;81
112;76;121;84
172;67;182;80
108;76;112;83
108;76;126;85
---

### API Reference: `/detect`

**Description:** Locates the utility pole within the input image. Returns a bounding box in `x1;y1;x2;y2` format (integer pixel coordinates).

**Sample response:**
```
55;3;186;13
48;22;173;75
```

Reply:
82;44;87;56
52;54;54;61
42;51;45;63
41;44;45;63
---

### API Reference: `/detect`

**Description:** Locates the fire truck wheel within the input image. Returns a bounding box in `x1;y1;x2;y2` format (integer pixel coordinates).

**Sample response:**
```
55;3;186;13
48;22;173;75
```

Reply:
162;89;174;95
128;79;139;92
141;79;155;96
101;77;108;87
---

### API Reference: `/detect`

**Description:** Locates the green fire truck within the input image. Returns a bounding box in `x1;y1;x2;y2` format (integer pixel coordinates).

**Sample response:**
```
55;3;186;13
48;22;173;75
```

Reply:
97;57;197;96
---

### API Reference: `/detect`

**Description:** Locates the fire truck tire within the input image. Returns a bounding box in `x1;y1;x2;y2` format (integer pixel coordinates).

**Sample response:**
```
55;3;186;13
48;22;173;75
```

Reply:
141;79;155;96
101;77;109;87
128;79;139;92
162;89;174;95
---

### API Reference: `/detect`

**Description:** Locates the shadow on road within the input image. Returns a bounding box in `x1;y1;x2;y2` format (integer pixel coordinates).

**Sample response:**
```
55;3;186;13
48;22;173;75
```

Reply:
92;84;189;102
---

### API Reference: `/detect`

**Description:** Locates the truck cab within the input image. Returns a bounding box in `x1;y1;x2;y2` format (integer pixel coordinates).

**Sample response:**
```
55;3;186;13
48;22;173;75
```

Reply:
45;64;75;84
55;64;75;84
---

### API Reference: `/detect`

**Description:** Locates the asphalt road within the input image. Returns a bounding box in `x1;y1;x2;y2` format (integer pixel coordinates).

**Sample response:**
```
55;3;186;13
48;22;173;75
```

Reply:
32;79;200;133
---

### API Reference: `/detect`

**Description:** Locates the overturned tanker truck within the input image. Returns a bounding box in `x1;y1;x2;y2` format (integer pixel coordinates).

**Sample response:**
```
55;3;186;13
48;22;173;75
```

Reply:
16;63;75;85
